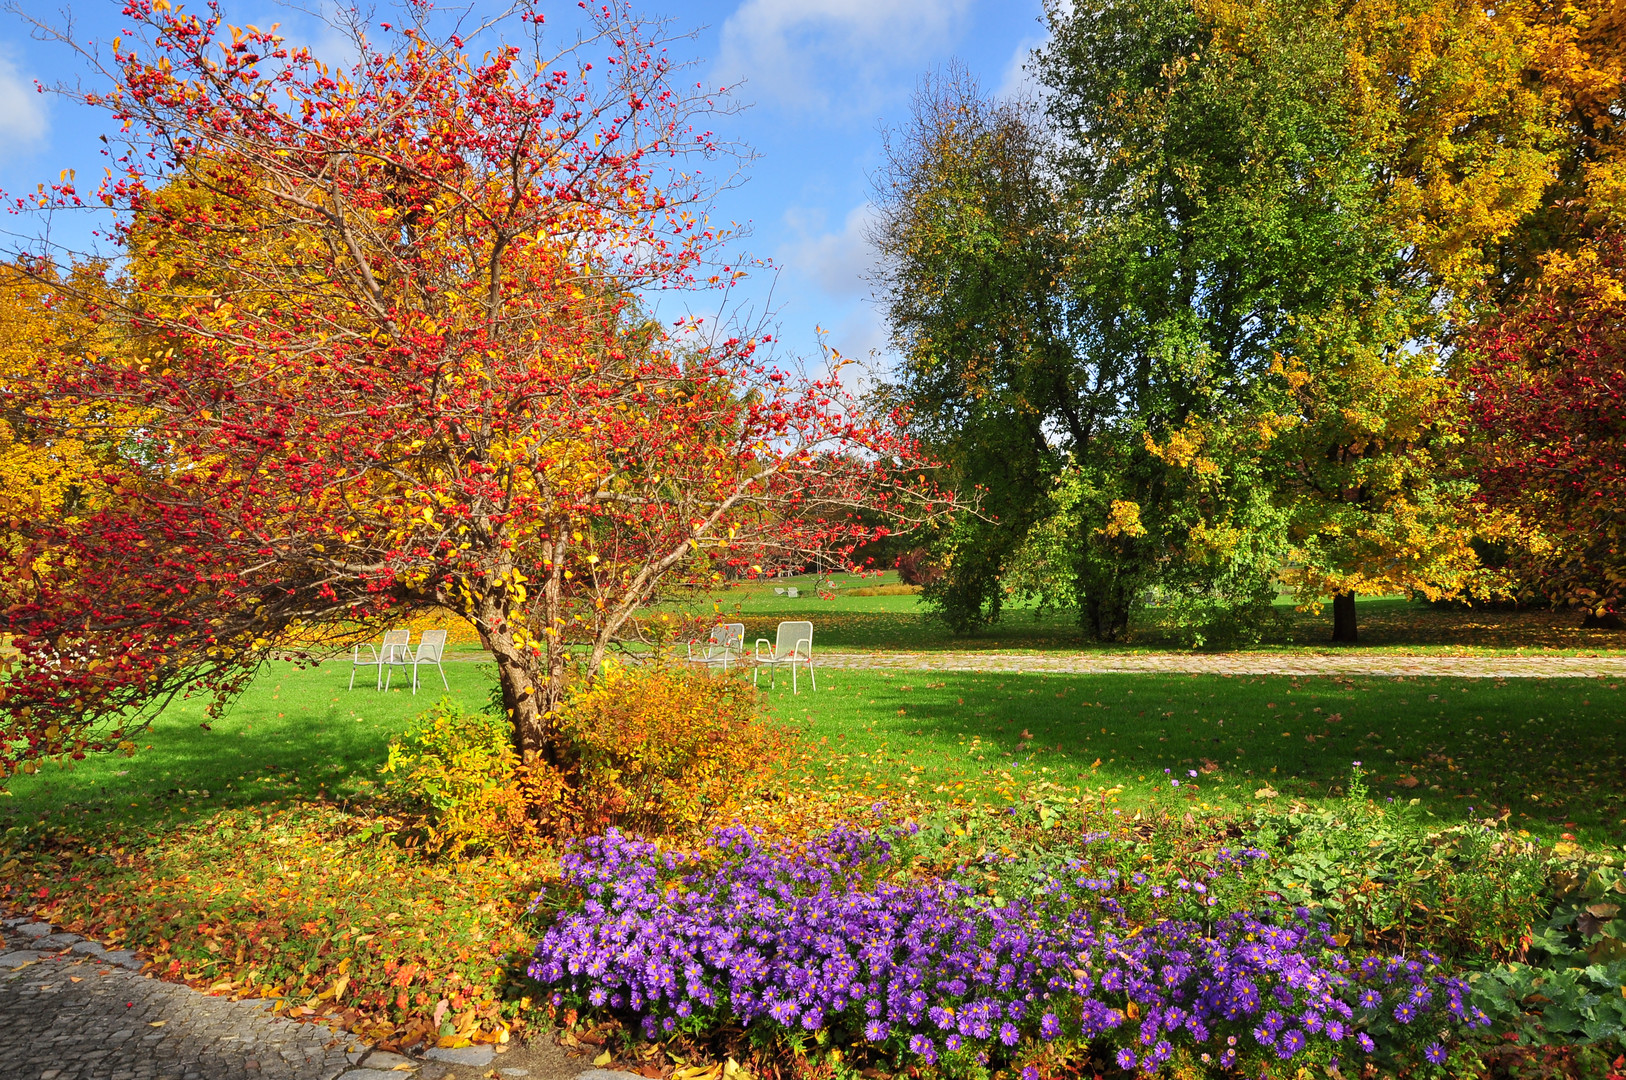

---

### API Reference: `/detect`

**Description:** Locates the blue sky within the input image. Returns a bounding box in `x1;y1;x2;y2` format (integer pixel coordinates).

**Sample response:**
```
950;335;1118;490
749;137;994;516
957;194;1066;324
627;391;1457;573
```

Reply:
0;0;1046;378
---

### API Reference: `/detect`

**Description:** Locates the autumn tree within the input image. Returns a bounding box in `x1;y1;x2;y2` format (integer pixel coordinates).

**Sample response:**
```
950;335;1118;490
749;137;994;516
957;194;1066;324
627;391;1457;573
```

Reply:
1465;237;1626;624
0;1;942;778
878;0;1566;643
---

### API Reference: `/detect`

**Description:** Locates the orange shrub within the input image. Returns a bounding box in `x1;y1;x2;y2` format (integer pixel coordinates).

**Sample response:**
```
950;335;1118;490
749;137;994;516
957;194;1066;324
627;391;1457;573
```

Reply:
560;662;791;836
383;667;792;850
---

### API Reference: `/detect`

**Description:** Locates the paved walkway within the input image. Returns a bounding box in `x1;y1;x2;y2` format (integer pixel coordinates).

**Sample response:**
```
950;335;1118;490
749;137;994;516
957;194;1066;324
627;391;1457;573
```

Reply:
0;921;583;1080
804;650;1626;678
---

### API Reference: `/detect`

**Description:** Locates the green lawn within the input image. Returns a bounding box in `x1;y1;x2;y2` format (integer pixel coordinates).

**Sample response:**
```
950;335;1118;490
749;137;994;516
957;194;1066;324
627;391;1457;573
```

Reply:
8;638;1625;851
1;658;492;832
682;572;1626;654
759;669;1626;847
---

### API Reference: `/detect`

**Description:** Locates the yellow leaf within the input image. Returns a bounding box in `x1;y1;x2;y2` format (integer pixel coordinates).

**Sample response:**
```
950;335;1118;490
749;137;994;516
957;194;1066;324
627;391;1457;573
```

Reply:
593;1051;613;1067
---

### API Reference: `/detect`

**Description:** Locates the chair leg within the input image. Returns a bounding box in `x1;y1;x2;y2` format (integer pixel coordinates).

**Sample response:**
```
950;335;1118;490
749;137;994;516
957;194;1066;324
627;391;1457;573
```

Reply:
438;662;449;690
349;667;357;691
809;660;817;691
411;666;418;695
792;662;798;695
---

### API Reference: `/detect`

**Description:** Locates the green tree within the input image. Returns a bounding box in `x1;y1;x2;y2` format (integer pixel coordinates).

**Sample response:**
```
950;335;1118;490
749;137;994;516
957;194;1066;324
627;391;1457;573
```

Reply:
876;0;1560;643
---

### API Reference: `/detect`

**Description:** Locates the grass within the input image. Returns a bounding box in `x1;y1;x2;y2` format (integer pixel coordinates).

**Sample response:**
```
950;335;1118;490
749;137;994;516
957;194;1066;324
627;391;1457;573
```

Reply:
757;669;1626;848
5;624;1623;1063
683;572;1626;654
0;657;492;832
11;654;1621;850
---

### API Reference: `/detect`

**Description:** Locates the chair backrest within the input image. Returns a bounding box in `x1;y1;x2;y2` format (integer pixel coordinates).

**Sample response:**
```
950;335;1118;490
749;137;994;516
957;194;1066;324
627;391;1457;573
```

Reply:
775;620;813;658
720;623;745;653
377;627;409;663
416;628;448;662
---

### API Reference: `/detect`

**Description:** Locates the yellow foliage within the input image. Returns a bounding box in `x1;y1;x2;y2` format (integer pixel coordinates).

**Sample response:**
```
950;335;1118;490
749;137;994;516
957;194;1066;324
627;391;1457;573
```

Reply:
561;662;792;837
1096;500;1148;540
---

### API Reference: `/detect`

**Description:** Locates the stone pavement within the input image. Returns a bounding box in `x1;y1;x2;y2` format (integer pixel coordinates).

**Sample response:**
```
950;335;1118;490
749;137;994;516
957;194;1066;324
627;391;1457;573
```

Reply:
0;920;583;1080
804;649;1626;679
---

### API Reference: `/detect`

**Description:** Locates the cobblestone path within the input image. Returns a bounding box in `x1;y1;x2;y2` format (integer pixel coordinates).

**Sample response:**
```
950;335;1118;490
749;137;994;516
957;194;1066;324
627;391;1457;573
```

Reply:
0;921;353;1080
805;650;1626;678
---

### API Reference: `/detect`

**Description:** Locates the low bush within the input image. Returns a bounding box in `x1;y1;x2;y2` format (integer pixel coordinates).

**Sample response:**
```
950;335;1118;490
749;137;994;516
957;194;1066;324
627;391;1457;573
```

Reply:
383;666;792;851
381;701;571;856
1245;769;1549;960
847;584;924;597
560;662;791;836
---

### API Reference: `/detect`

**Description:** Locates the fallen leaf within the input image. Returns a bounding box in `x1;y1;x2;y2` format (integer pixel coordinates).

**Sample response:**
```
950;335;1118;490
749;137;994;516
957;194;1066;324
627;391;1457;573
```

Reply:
148;1021;166;1028
595;1051;613;1067
1255;786;1279;800
1019;729;1033;741
1394;776;1420;789
1199;758;1219;774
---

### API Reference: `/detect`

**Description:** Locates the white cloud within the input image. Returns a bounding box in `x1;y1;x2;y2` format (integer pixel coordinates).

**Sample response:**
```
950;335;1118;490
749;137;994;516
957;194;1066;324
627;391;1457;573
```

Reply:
996;33;1046;103
782;201;879;299
715;0;972;111
0;54;48;145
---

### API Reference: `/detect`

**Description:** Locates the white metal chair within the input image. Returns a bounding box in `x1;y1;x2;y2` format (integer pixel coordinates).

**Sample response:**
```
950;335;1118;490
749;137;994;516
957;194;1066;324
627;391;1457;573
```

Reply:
687;623;745;672
351;628;411;690
385;628;450;694
754;620;815;693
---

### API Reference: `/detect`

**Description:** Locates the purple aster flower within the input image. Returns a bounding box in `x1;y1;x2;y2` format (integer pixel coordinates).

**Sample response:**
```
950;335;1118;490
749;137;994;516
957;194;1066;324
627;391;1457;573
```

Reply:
1358;989;1382;1009
1116;1048;1137;1071
1022;1069;1038;1080
1393;1000;1418;1024
1425;1043;1447;1065
1040;1013;1061;1040
999;1023;1020;1047
1277;1028;1306;1060
1325;1020;1346;1041
1357;1033;1376;1053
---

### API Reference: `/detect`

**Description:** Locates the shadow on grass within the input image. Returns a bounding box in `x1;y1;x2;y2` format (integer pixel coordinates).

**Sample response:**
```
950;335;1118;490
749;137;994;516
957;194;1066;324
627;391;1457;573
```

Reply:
1;658;494;835
765;669;1626;846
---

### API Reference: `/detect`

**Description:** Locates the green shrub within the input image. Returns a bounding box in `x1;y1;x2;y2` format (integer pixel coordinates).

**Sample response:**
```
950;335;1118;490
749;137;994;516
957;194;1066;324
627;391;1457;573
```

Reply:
1472;862;1626;1053
381;699;565;856
1246;768;1549;959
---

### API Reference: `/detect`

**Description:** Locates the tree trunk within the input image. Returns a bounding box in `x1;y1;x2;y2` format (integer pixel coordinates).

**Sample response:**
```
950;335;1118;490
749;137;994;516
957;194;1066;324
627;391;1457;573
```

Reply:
1332;591;1358;643
472;588;559;763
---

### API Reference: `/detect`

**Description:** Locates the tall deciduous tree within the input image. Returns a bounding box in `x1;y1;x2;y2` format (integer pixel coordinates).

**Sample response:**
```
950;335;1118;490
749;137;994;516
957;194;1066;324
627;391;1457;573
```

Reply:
877;0;1563;644
0;1;942;778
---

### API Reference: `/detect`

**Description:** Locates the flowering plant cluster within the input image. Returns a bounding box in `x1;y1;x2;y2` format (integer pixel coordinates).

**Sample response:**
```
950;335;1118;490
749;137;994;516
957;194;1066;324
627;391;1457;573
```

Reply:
528;825;1489;1075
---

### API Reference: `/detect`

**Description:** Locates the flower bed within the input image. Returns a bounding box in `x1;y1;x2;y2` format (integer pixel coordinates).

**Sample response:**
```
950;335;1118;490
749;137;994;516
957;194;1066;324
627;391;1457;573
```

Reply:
528;824;1488;1075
